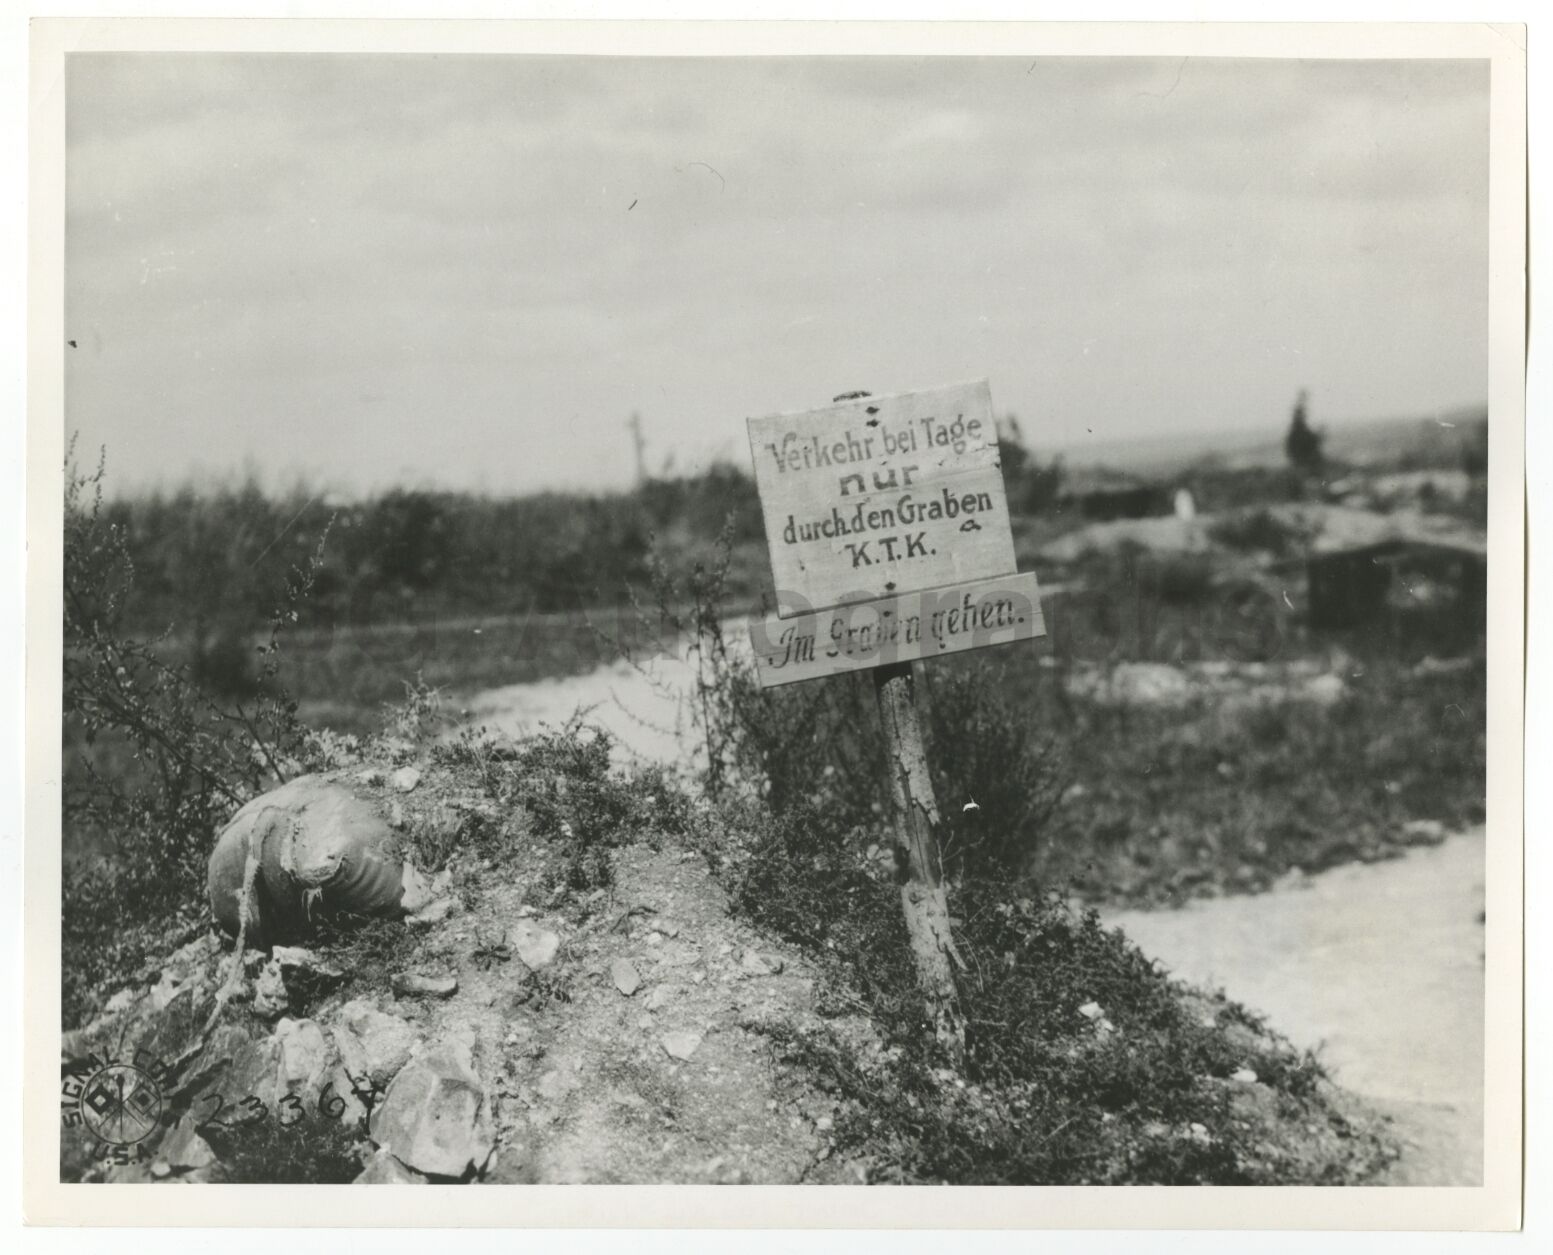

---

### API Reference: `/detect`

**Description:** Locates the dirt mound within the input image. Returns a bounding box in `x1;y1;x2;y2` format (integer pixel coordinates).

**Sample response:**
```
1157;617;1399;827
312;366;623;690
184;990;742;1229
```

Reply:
1038;503;1485;567
1061;659;1348;710
1039;514;1211;563
62;822;869;1184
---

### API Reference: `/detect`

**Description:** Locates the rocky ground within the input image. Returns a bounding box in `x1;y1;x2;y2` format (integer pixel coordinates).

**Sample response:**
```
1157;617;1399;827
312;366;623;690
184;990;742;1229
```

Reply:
62;763;881;1185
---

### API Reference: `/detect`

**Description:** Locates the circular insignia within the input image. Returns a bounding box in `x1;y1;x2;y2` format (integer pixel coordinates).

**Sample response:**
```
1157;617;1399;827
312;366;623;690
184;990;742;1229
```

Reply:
77;1062;164;1147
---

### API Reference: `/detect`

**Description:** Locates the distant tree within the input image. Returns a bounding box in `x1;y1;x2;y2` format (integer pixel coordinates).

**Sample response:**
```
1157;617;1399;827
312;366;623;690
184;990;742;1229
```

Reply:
1284;389;1324;473
997;414;1032;483
1460;421;1489;476
997;415;1064;514
367;489;455;592
1024;454;1065;514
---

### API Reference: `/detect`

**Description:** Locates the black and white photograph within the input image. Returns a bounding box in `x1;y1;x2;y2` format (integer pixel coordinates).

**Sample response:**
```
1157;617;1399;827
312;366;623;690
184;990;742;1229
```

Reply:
23;16;1526;1229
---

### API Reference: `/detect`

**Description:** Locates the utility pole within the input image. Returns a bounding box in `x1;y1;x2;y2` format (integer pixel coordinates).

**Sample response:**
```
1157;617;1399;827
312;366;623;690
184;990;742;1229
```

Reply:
627;411;647;486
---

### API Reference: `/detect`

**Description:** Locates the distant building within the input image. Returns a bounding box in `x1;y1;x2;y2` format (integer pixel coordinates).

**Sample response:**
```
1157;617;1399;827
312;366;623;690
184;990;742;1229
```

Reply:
1306;535;1486;630
1058;469;1170;522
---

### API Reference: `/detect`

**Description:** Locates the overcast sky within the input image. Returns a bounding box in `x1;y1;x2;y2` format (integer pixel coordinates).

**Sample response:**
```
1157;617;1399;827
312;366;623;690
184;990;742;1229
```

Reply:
65;54;1489;496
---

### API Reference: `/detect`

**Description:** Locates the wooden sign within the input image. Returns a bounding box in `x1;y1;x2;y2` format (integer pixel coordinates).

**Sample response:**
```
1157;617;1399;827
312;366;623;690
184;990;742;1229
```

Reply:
742;380;1044;1054
747;380;1016;619
750;571;1046;688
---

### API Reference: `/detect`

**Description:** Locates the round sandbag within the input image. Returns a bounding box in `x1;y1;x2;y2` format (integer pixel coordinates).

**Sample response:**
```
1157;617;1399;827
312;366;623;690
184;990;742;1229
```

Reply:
207;773;408;946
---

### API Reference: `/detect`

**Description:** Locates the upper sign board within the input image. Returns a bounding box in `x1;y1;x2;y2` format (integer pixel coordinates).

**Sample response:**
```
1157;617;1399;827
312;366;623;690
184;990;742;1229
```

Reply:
747;380;1016;618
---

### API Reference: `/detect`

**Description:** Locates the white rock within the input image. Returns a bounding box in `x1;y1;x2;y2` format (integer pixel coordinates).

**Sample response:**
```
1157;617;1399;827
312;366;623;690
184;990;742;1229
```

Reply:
612;958;642;997
158;1119;216;1172
275;1017;333;1103
661;1030;702;1061
1231;1068;1259;1084
253;959;289;1019
1106;662;1193;707
1401;819;1448;846
391;972;457;999
1078;1001;1103;1021
1303;673;1348;706
508;920;560;969
399;862;437;915
104;987;138;1014
335;1000;419;1084
407;897;457;927
391;766;422;793
272;944;324;971
354;1149;429;1184
370;1039;493;1179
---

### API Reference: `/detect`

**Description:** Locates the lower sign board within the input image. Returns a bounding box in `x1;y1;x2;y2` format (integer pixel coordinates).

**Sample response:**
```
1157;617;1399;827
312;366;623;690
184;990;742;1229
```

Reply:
749;571;1046;688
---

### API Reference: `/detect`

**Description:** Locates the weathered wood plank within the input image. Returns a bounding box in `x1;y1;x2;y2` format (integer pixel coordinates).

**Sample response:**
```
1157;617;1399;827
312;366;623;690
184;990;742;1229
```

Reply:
874;659;968;1063
746;380;1016;618
748;571;1046;689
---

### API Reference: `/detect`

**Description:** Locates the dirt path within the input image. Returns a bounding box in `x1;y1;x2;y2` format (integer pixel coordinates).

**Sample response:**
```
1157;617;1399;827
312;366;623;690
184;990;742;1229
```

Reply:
460;654;1485;1185
1105;829;1485;1185
460;653;702;768
457;628;746;771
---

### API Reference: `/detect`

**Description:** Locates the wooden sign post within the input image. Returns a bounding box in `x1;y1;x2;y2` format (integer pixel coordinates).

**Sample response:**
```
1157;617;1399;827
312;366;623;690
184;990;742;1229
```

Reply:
745;381;1046;1064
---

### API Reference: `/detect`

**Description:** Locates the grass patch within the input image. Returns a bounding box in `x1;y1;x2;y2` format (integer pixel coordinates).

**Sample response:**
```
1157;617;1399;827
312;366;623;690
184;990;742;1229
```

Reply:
310;913;427;993
203;1114;365;1184
275;609;640;735
721;800;1392;1185
431;721;701;899
1018;656;1486;904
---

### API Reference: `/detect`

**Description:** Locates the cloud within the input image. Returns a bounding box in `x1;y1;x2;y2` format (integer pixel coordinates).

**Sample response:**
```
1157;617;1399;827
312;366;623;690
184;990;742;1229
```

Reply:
65;53;1490;495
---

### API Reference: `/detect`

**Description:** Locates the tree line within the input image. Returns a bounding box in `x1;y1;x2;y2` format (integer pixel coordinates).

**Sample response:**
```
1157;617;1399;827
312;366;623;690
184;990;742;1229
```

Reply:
82;427;1064;643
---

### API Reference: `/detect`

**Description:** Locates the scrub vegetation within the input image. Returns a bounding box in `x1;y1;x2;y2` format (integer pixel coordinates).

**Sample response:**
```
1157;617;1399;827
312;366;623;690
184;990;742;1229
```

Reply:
61;416;1482;1183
